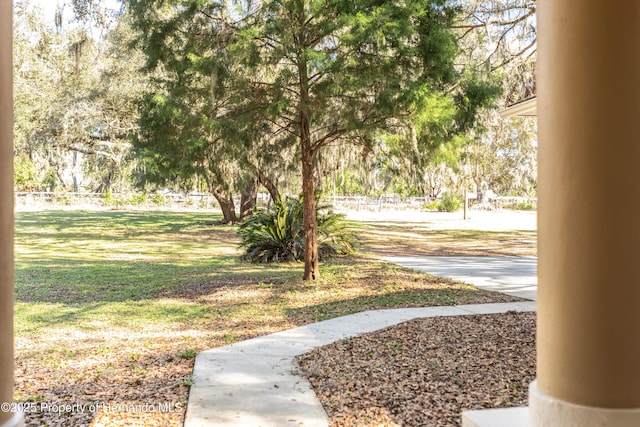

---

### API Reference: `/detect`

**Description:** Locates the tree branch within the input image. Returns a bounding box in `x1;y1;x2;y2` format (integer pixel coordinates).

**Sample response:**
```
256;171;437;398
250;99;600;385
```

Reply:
490;37;537;71
453;8;534;30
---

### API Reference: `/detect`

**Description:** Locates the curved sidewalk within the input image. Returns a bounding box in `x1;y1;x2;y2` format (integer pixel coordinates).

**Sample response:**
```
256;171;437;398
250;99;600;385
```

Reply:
184;300;536;427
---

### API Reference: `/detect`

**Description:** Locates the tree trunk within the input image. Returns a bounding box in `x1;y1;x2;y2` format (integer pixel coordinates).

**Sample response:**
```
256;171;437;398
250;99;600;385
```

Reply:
239;178;258;220
218;197;237;224
301;126;319;281
474;176;484;204
296;6;319;281
297;28;320;281
212;187;237;224
72;152;78;193
257;170;280;204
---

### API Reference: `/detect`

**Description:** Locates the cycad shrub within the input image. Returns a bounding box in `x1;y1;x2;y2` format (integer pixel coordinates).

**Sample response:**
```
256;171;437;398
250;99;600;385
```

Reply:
238;197;354;263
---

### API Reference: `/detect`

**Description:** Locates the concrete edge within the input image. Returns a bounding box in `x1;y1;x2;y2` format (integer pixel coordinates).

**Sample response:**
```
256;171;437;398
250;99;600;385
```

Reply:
462;407;529;427
0;412;24;427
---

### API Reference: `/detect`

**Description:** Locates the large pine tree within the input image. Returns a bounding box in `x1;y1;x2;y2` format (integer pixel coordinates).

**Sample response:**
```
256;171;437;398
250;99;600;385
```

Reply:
129;0;486;280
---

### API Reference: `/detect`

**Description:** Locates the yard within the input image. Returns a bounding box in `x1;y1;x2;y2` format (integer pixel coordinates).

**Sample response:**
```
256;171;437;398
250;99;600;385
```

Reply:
14;209;535;426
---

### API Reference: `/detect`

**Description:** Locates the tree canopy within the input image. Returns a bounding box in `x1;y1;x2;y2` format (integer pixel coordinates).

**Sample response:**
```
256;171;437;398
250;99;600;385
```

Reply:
128;0;499;279
13;0;141;193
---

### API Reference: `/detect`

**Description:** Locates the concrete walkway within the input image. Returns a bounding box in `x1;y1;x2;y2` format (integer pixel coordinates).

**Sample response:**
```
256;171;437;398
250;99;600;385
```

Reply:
184;301;536;427
386;256;538;301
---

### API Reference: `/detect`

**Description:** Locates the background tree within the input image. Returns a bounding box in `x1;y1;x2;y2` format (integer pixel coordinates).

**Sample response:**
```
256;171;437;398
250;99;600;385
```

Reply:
465;110;537;200
454;0;536;100
320;0;537;203
452;0;537;201
456;1;535;63
14;0;140;193
135;88;257;223
380;76;501;199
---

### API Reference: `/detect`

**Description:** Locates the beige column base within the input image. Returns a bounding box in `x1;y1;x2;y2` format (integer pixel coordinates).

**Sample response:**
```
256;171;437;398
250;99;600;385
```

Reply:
0;412;23;427
530;381;640;427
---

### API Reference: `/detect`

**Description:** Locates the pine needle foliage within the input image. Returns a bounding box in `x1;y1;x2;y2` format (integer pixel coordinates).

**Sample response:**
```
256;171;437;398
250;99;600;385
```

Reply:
238;197;354;263
128;0;500;279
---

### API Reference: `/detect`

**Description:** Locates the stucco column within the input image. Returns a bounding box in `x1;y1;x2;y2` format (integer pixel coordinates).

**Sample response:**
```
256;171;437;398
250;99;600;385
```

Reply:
0;1;21;426
534;1;640;425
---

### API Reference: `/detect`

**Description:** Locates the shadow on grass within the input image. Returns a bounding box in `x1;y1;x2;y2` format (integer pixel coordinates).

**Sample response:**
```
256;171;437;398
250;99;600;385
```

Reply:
14;210;525;340
17;209;217;229
16;210;238;243
15;257;238;303
15;209;250;306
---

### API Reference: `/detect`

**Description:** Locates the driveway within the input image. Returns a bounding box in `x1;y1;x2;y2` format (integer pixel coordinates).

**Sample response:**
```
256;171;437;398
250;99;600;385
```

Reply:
385;256;538;301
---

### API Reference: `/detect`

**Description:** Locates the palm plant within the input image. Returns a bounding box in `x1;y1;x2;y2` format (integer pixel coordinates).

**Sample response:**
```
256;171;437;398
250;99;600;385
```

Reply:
238;197;354;263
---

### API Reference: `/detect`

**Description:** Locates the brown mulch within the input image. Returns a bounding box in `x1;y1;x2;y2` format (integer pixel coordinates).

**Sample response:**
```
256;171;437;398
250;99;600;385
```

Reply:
296;311;536;427
16;335;197;427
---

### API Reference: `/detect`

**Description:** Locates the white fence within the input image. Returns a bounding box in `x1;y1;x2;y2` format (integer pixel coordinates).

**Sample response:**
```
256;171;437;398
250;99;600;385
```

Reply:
15;192;536;211
15;192;224;210
325;195;537;211
325;195;427;211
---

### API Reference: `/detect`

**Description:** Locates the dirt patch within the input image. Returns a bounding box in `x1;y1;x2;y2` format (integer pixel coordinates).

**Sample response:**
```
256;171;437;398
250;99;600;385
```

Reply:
355;227;537;257
346;209;537;257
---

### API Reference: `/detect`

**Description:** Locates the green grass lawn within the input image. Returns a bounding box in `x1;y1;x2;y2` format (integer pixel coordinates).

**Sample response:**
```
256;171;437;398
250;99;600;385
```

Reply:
13;209;519;426
15;210;250;334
